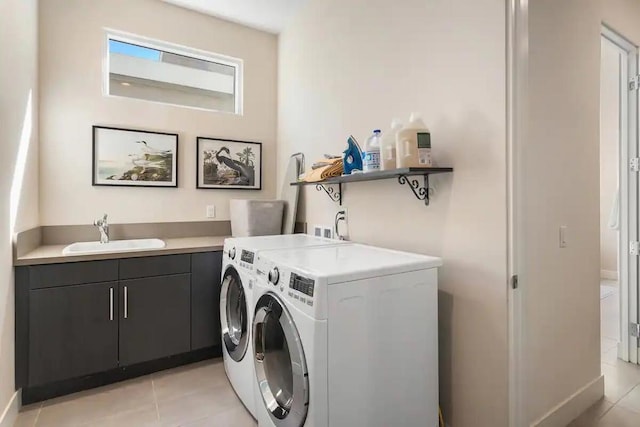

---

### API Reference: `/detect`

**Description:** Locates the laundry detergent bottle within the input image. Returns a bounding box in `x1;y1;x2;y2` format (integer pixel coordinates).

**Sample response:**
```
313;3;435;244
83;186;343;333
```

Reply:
380;118;403;170
362;129;382;173
396;112;432;168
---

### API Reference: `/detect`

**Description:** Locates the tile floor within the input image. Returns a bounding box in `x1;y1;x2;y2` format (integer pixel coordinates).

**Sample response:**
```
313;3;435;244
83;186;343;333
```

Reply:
569;283;640;426
13;359;256;427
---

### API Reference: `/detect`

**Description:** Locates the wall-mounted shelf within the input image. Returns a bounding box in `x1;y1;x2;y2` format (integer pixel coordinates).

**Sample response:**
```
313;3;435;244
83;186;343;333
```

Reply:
291;167;453;206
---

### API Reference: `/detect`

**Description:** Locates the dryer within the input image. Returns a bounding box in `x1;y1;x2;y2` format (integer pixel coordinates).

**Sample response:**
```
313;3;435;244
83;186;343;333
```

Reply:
220;235;348;418
252;244;442;427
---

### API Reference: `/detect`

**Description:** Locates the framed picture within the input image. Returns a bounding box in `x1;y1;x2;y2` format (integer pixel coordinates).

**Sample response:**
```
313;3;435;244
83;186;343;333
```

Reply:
196;137;262;190
92;126;178;188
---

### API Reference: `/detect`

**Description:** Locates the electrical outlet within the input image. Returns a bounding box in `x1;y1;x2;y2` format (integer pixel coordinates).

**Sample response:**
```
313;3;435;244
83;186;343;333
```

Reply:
313;225;323;237
335;207;349;240
206;205;216;218
322;226;333;239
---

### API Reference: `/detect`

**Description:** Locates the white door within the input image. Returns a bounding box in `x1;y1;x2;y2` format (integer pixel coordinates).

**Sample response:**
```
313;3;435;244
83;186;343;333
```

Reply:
602;26;640;364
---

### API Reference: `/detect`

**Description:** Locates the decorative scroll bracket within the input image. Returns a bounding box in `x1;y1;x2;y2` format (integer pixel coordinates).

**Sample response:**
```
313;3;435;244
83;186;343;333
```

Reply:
315;183;342;205
397;174;434;206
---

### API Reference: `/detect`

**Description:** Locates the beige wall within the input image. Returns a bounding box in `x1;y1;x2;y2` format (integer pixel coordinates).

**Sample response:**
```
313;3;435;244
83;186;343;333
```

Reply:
0;0;39;417
524;0;603;423
600;38;620;278
39;0;278;226
278;0;508;425
522;1;640;424
603;0;640;44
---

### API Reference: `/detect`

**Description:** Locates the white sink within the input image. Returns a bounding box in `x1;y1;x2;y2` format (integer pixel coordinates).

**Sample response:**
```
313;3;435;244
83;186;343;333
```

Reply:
62;238;166;256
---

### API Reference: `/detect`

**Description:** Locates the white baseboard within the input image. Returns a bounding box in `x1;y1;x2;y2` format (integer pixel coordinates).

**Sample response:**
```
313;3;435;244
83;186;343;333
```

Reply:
531;375;604;427
0;391;19;427
601;270;618;281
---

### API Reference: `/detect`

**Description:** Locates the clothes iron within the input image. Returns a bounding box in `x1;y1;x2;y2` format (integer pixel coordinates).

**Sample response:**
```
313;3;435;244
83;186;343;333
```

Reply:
343;135;363;175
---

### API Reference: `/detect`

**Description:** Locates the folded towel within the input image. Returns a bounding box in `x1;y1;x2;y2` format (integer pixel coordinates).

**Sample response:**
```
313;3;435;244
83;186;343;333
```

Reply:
302;157;343;182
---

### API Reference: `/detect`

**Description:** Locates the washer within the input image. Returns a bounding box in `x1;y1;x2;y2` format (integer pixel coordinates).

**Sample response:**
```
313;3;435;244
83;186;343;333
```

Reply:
220;235;348;418
252;244;442;427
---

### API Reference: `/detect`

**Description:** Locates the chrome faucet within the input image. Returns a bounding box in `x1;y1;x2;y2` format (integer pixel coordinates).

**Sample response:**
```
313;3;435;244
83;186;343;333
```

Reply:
94;214;109;244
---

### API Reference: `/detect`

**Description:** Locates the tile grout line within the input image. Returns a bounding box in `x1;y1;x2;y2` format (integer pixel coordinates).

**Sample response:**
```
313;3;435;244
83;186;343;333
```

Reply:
599;403;615;420
32;403;43;427
151;379;161;421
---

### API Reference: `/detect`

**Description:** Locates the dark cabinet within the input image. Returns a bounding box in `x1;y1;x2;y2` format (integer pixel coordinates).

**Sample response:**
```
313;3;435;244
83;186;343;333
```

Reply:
28;282;118;386
119;274;191;366
191;252;223;350
119;254;190;280
16;251;222;399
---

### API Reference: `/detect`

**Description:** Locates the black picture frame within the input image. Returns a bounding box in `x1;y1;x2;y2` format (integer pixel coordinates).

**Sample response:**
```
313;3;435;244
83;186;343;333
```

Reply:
92;126;179;188
196;137;262;190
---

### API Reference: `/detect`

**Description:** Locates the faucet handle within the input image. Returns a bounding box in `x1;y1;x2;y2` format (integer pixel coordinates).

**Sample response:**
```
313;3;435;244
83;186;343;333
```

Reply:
94;214;108;226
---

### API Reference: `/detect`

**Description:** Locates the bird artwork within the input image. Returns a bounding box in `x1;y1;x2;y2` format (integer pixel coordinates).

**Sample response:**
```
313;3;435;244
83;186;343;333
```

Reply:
136;140;172;155
213;146;255;186
197;139;261;189
94;127;178;187
128;154;166;173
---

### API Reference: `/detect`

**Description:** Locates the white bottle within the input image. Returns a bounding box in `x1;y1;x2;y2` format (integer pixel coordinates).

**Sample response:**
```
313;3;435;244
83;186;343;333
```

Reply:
380;119;403;171
396;112;432;168
363;129;382;173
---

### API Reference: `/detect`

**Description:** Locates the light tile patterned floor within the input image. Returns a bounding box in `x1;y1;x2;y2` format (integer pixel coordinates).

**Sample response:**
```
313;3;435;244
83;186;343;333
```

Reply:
13;359;256;427
569;285;640;426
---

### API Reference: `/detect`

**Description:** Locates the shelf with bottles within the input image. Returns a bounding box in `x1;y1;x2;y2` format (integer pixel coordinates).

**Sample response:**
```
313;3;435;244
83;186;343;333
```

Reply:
290;167;453;206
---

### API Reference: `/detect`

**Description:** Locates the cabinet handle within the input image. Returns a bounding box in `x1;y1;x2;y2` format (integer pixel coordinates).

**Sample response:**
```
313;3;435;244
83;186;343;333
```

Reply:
109;287;114;321
124;286;128;319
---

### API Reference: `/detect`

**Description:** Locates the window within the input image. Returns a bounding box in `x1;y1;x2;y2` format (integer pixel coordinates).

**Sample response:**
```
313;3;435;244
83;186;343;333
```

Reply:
105;31;242;114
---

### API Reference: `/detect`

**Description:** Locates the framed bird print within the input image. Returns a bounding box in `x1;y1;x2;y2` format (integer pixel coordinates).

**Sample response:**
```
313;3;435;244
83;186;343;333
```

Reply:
92;126;179;188
196;137;262;190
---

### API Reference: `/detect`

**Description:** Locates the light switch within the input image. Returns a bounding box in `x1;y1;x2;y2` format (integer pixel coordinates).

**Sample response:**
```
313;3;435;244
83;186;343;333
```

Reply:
559;226;567;248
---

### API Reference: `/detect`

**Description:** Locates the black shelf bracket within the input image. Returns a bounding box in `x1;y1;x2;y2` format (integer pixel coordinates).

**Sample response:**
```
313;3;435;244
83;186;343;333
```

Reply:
397;174;433;206
315;183;342;205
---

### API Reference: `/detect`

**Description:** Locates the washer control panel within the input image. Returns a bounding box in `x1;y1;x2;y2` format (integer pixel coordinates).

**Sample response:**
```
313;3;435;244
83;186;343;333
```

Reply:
289;273;314;298
256;256;320;313
241;250;255;264
238;249;255;270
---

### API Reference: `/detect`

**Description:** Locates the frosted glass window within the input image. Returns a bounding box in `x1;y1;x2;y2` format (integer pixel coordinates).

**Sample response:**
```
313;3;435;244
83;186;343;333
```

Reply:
105;32;242;114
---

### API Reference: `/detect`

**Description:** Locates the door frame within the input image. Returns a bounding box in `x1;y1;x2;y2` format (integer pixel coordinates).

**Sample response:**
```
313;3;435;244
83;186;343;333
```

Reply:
601;24;639;364
507;6;640;424
507;0;528;425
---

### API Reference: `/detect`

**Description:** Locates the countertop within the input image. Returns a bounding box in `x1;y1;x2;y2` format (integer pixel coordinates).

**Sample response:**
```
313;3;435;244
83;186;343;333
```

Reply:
14;236;229;266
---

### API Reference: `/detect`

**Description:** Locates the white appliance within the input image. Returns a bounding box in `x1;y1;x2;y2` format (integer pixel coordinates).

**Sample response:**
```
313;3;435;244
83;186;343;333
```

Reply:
220;234;348;418
251;244;442;427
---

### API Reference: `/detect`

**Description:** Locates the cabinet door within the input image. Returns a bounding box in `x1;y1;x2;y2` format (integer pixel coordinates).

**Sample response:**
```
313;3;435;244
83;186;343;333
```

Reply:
191;252;223;350
28;282;118;386
119;274;191;366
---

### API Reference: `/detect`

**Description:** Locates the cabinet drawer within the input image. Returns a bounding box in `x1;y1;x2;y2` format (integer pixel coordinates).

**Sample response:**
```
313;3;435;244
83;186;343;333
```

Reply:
28;260;118;289
119;254;191;279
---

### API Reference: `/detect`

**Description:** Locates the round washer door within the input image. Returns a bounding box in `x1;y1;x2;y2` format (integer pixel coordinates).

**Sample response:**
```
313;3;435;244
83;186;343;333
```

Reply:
253;293;309;427
221;266;248;362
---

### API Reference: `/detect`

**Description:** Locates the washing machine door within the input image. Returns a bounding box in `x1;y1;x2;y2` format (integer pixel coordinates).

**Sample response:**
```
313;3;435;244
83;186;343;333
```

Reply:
253;293;309;427
221;266;249;362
